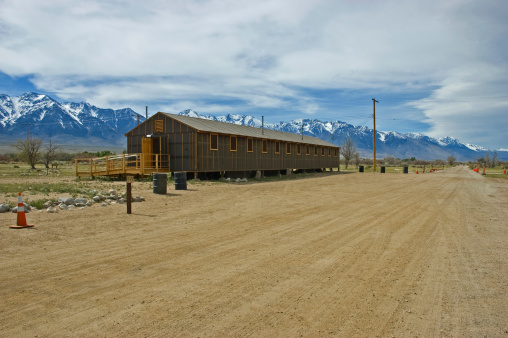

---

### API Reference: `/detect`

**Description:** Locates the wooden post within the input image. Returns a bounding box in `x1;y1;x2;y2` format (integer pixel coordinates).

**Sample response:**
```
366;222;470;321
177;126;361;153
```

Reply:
372;98;379;172
126;175;133;214
122;154;126;174
75;159;78;176
89;159;93;177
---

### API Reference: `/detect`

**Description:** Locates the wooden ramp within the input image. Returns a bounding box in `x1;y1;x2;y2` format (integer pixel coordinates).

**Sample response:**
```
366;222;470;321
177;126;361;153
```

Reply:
75;154;170;177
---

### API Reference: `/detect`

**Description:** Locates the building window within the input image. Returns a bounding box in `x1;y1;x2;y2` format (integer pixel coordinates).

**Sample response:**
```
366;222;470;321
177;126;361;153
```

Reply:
297;144;301;155
247;138;253;152
210;134;218;151
321;147;325;156
230;136;237;151
286;143;291;154
275;141;280;154
306;145;310;155
328;147;331;156
262;140;268;153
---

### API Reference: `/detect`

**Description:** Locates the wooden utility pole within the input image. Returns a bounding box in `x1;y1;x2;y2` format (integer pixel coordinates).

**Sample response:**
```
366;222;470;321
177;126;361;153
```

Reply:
23;123;33;143
372;98;379;172
132;114;140;126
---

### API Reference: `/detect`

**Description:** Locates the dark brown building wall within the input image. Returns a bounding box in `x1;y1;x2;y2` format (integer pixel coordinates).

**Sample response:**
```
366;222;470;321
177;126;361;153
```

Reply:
126;112;198;172
126;114;340;173
196;132;339;172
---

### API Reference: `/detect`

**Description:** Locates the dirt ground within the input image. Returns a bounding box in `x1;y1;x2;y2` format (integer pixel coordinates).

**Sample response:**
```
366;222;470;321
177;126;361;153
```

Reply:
1;166;507;337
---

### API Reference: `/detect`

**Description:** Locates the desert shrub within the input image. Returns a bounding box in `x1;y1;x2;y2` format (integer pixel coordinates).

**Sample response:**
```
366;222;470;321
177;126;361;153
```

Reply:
1;182;91;195
27;198;56;209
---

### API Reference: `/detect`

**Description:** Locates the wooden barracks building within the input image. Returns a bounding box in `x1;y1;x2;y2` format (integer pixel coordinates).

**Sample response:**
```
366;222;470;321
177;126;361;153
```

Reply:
124;112;340;178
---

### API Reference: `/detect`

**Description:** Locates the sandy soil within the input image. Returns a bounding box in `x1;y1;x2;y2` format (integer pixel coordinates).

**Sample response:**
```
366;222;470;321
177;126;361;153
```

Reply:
1;166;507;337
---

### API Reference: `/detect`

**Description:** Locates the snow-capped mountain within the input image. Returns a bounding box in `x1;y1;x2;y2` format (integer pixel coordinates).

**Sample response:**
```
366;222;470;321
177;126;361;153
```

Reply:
0;92;144;147
178;110;507;161
0;93;504;161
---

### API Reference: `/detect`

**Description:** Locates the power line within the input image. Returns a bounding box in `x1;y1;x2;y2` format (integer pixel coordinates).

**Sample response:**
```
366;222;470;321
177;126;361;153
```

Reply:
376;118;508;125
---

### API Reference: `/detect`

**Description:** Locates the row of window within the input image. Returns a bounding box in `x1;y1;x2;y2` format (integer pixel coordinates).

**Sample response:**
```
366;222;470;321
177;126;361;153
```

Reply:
210;134;338;157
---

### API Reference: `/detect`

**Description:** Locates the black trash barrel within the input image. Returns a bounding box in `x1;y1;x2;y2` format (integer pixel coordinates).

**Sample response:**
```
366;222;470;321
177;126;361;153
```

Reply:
403;166;409;174
359;165;364;173
174;172;187;190
153;173;167;194
381;166;386;173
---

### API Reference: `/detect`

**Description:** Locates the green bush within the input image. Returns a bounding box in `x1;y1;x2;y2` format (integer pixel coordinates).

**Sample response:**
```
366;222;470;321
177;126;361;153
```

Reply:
27;198;55;209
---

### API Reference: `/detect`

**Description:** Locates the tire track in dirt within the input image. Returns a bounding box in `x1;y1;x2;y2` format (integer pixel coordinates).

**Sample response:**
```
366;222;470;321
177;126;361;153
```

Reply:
1;167;506;336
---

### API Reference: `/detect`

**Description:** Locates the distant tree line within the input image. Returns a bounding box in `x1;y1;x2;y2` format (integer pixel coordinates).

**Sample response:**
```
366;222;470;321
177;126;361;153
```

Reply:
1;137;122;168
476;151;499;168
340;137;507;169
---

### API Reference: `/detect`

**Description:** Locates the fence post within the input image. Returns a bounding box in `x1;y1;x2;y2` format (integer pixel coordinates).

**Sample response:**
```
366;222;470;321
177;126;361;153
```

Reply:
126;175;133;214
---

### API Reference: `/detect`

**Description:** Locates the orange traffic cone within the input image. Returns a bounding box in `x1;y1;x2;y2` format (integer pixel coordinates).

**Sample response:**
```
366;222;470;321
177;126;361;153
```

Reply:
10;193;34;229
504;169;506;174
482;167;486;175
416;170;419;174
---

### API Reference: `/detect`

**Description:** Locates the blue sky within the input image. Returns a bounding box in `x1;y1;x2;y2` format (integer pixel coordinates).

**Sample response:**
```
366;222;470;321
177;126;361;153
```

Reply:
0;0;507;149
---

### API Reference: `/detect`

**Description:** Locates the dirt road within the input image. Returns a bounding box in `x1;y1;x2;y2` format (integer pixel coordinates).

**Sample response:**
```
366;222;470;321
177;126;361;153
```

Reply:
1;166;507;336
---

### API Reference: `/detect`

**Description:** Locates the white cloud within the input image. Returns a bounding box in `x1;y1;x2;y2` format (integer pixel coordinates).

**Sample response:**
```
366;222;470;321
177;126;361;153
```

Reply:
408;63;508;148
0;0;507;148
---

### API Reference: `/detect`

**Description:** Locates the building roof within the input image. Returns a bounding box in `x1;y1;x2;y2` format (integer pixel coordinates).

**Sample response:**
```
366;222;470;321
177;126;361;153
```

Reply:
161;112;338;147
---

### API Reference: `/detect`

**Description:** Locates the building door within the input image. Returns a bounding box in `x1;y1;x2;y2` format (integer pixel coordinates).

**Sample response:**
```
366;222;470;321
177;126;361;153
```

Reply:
152;137;162;168
142;137;152;168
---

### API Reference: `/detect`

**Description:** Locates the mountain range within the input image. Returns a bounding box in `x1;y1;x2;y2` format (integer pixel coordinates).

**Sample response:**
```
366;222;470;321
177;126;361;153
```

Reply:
0;92;143;147
0;92;505;161
179;110;505;161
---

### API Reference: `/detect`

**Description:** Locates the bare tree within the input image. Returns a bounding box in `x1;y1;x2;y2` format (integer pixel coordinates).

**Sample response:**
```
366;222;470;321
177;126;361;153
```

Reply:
447;155;456;166
353;152;360;169
384;156;394;166
492;151;498;168
341;136;356;169
435;159;445;168
484;152;490;167
42;139;62;169
13;138;43;169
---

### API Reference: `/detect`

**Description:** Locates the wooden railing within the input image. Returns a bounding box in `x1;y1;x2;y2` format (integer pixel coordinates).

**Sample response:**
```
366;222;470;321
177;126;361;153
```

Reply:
75;153;170;177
